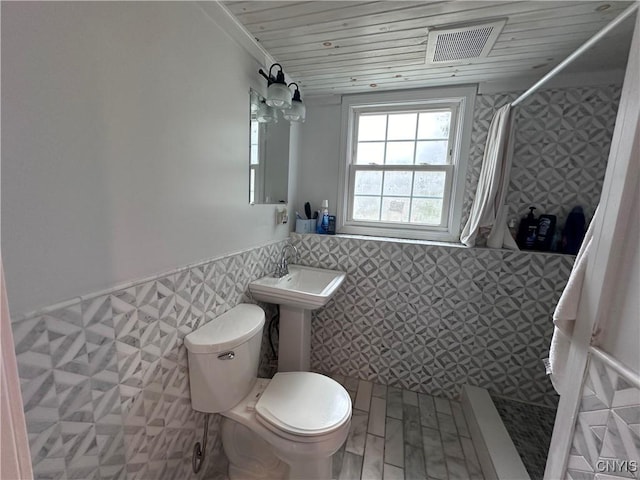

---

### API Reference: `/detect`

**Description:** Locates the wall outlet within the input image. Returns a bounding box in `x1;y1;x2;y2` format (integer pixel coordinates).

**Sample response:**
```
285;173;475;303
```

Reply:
275;206;288;225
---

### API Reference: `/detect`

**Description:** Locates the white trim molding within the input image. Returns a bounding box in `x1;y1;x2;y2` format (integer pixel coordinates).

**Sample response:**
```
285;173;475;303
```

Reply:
590;346;640;390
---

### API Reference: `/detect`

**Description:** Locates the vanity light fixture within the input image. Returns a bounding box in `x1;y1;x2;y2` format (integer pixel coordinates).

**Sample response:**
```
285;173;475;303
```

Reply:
282;83;306;123
258;63;292;109
256;101;278;123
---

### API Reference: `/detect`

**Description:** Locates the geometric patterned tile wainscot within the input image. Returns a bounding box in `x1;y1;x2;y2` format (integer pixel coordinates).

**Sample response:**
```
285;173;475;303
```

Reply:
291;233;574;408
462;84;621;238
12;239;287;480
567;354;640;480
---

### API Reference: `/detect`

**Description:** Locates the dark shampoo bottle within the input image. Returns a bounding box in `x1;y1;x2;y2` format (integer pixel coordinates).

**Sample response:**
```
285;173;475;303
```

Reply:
535;215;557;251
517;207;538;249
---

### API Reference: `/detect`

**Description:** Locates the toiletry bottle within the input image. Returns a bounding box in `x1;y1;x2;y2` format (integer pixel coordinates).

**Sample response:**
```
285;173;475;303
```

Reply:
562;206;586;254
327;215;336;235
516;207;537;249
551;228;562;252
317;200;330;234
508;219;517;240
534;214;557;251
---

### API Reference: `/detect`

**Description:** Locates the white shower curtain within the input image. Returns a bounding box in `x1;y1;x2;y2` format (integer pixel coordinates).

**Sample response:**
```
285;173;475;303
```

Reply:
460;103;518;248
1;260;33;480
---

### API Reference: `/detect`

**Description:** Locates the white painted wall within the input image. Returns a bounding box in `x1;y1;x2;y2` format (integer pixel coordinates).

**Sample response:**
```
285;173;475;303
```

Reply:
1;2;293;315
599;176;640;372
295;97;342;218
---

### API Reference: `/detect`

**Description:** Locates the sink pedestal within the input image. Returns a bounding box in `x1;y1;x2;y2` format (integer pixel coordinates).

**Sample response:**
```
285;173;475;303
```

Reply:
278;306;311;372
249;265;346;373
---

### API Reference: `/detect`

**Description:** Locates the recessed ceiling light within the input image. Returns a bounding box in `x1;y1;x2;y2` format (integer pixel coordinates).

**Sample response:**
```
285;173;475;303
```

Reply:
395;74;402;78
532;63;548;69
370;83;377;88
323;41;332;47
596;4;611;11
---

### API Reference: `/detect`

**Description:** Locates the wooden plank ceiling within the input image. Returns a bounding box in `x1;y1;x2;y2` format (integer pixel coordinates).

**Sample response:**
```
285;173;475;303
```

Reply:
222;1;635;95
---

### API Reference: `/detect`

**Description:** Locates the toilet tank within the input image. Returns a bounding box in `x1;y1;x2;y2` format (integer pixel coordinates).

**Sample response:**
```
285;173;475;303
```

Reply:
184;304;265;413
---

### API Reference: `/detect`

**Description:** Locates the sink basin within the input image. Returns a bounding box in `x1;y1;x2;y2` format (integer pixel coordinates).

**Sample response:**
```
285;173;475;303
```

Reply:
249;265;346;310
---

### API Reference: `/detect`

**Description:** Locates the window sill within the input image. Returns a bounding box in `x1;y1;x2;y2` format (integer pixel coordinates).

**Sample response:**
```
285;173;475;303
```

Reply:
339;223;459;243
289;232;576;258
291;231;465;248
335;232;466;248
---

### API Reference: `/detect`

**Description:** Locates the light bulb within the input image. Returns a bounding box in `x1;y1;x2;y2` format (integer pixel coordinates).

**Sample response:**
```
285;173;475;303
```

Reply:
282;101;306;122
266;82;292;109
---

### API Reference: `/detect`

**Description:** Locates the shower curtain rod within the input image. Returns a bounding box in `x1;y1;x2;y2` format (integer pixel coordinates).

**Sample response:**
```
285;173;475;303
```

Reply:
512;3;639;107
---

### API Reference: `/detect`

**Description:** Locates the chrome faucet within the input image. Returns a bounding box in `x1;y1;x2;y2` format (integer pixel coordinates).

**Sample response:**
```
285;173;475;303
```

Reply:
275;244;299;278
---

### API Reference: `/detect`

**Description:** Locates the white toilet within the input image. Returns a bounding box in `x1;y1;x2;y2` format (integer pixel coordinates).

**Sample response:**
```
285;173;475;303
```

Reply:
185;303;352;480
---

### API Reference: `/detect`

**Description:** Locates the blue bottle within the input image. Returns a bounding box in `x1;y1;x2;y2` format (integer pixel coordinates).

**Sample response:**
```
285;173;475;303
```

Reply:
563;206;586;254
317;200;329;234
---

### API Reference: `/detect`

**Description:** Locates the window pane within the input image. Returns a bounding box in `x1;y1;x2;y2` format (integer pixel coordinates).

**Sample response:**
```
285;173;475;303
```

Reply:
353;196;381;221
250;146;259;165
383;171;412;196
249;168;255;204
410;198;443;224
387;113;417;140
385;141;415;165
357;142;385;164
381;197;410;222
418;111;451;139
355;171;383;195
416;140;448;165
358;115;387;141
413;171;446;197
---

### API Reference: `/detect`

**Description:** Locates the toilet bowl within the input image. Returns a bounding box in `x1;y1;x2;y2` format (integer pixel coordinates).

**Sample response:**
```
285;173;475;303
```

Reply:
184;304;352;480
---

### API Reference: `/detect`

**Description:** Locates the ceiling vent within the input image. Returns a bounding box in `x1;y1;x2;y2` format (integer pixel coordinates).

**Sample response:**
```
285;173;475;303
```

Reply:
426;19;506;63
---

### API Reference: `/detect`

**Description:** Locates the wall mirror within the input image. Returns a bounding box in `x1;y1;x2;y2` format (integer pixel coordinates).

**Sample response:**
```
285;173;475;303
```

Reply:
249;89;290;204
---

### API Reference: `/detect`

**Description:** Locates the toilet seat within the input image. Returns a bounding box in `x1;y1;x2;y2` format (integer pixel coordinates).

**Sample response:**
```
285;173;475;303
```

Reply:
255;372;351;437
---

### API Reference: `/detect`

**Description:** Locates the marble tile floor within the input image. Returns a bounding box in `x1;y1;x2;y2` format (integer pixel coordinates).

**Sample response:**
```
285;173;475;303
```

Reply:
329;374;484;480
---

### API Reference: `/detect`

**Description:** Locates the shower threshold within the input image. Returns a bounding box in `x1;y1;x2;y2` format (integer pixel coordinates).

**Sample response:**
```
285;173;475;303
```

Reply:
461;385;557;480
461;385;531;480
490;393;556;480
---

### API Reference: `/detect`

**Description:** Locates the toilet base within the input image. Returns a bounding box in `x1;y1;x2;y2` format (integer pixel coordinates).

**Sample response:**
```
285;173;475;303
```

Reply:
221;417;336;480
286;457;332;480
222;418;289;480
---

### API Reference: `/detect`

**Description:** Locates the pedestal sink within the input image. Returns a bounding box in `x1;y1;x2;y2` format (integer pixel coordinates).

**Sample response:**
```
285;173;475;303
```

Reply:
249;265;346;372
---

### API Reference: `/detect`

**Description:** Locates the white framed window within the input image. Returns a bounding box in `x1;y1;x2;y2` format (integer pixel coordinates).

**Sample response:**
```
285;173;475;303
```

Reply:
338;86;476;242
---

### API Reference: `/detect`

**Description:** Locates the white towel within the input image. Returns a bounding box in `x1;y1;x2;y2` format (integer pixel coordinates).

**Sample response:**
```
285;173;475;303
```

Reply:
549;209;597;396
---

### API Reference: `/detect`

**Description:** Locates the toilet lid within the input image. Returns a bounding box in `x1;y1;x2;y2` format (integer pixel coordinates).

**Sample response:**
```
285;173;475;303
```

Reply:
255;372;351;437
